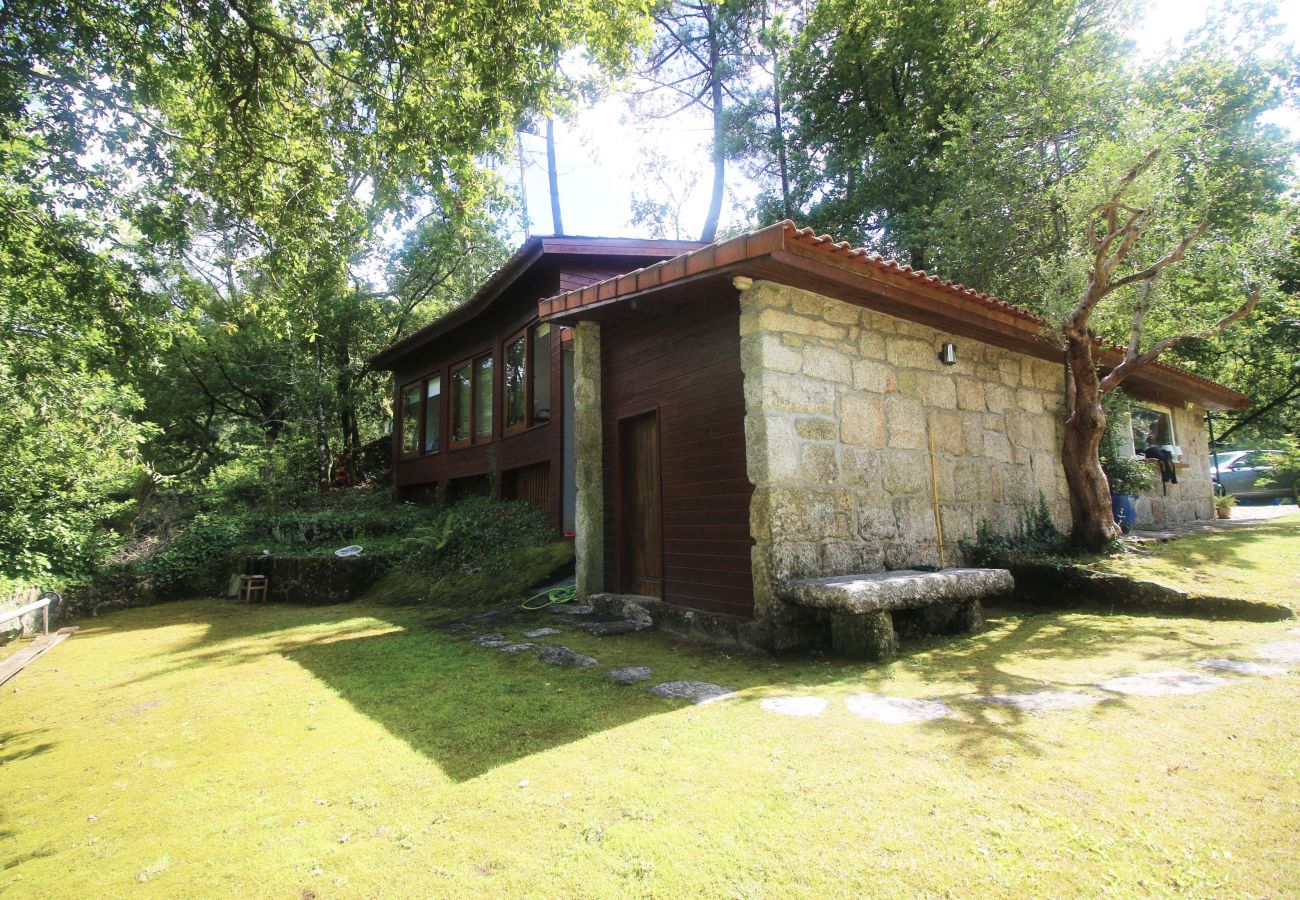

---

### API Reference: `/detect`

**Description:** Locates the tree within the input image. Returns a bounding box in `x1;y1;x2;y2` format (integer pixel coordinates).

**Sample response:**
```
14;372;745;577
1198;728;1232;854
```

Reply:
1058;149;1263;548
635;0;758;241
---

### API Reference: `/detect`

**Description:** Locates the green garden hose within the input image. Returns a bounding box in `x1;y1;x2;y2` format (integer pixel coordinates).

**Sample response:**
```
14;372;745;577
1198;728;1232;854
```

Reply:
521;584;577;610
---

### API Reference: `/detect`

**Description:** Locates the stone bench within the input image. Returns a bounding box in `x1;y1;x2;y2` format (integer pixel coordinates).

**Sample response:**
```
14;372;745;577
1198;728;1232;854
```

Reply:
776;568;1014;660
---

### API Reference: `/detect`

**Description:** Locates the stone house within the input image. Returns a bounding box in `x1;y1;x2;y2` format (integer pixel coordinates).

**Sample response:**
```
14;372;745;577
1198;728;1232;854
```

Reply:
377;221;1246;649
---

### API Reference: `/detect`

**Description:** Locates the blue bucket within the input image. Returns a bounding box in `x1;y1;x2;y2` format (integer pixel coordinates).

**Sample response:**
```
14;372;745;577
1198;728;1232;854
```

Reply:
1111;493;1138;533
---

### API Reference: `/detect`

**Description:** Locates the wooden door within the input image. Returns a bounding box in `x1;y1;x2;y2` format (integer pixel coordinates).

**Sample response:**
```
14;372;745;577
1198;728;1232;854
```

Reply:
620;411;663;598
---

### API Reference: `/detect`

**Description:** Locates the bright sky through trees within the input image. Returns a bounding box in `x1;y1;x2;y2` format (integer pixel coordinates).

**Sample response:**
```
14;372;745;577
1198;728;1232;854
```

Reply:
512;0;1300;243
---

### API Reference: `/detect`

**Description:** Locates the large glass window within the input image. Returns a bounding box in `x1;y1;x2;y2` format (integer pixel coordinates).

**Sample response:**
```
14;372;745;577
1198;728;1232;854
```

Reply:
400;384;421;456
423;376;441;454
450;363;471;445
474;354;493;441
1131;404;1176;452
532;323;552;423
504;332;527;431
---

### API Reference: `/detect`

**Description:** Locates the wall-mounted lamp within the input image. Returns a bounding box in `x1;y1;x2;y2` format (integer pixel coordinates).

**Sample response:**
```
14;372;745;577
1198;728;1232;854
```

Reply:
938;343;957;366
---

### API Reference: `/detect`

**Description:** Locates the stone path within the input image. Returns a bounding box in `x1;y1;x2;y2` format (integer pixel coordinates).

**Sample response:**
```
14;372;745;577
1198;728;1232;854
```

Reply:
439;611;1297;724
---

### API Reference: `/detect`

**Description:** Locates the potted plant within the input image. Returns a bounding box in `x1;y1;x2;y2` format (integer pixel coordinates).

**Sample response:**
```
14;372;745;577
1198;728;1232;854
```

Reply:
1214;493;1237;519
1100;393;1154;534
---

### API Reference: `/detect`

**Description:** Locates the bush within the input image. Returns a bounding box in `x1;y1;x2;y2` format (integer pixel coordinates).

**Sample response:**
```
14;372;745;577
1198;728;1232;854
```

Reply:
365;541;574;608
399;497;558;579
960;493;1073;566
1100;392;1154;496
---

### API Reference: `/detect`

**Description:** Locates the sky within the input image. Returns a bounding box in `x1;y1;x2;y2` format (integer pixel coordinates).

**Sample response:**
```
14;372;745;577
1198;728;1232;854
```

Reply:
506;0;1300;245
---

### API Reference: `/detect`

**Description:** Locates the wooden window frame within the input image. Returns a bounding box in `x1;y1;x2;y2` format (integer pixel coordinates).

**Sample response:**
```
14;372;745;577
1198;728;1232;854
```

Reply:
502;327;531;437
398;380;424;460
1129;402;1180;460
501;322;555;439
422;373;442;456
448;359;475;450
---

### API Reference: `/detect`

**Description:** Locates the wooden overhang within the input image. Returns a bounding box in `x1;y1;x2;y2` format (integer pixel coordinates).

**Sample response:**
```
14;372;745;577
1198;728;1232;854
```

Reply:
538;221;1249;412
370;235;704;372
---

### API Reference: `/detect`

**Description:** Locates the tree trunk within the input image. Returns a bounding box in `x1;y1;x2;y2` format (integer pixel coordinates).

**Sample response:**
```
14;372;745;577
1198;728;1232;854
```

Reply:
546;117;563;236
771;37;790;219
313;338;331;491
1060;332;1119;550
699;17;725;242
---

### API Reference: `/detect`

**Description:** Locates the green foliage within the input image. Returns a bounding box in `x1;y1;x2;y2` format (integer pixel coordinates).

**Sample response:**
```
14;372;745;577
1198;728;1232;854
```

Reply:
141;514;249;594
364;541;574;608
399;497;560;579
1099;393;1155;496
960;493;1072;566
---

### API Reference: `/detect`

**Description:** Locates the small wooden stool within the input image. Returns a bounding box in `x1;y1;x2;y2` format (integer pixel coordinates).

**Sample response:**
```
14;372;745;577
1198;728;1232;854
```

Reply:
239;574;269;603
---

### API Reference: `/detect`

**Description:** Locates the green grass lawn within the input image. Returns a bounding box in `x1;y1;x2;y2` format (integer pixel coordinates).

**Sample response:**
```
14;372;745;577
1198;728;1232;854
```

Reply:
1090;511;1300;609
2;541;1299;896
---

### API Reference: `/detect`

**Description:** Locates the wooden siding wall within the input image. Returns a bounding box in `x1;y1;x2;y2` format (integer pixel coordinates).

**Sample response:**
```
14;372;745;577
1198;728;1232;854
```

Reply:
600;297;755;618
389;258;671;534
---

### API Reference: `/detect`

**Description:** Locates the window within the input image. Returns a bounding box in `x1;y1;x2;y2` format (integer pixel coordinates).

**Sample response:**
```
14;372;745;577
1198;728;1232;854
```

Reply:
474;354;493;441
532;323;551;423
423;376;441;454
504;332;528;431
400;383;421;456
1130;404;1176;453
502;323;553;435
450;363;472;446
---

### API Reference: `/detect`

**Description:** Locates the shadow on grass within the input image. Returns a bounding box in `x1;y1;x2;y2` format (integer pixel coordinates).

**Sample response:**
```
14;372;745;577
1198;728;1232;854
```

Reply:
81;599;1241;780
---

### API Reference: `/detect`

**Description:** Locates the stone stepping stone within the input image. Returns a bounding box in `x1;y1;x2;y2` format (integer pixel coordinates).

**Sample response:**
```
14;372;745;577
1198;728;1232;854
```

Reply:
497;642;536;654
549;604;595;616
472;633;511;648
647;680;735;705
1253;640;1300;664
760;696;828;717
1098;670;1227;697
980;690;1106;712
608;666;653;685
522;627;563;639
577;619;648;637
1199;658;1290;676
536;645;598;668
845;694;955;724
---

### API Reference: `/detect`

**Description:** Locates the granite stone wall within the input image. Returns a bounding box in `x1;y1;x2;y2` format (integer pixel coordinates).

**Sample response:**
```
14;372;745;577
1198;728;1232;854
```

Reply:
572;321;605;596
1133;403;1215;525
738;280;1073;620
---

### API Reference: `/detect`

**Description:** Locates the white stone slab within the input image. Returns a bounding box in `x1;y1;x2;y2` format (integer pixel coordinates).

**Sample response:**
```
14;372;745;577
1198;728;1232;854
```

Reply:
760;696;828;717
647;680;735;705
1199;658;1290;676
981;690;1106;712
778;568;1013;613
845;694;956;724
1098;670;1227;697
1254;640;1300;664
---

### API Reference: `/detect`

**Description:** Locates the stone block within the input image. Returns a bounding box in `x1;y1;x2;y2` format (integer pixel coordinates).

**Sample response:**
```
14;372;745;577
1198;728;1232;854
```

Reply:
952;458;993;501
831;610;899;660
840;393;885;448
892;495;937;544
840;447;883;488
1006;415;1034;450
882;451;927;495
1016;389;1044;414
984;431;1013;463
998;358;1020;386
985;384;1014;413
747;373;836;415
852;359;895;393
742;332;802;374
803;347;852;384
916;373;958;409
956;378;986;411
927;410;964;455
795;417;837;441
887;338;939;370
798;442;839;484
858;330;887;360
754;307;847;342
745;415;797;483
823;298;862;325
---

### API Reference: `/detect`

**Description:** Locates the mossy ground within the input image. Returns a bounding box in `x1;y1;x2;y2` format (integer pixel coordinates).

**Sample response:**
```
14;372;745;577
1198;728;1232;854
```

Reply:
1089;511;1300;609
2;526;1298;897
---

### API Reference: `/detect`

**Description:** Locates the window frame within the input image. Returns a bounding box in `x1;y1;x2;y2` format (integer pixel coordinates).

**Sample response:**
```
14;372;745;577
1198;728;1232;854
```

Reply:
1128;402;1181;461
448;351;495;451
398;380;424;460
500;322;554;438
502;327;531;437
422;373;442;456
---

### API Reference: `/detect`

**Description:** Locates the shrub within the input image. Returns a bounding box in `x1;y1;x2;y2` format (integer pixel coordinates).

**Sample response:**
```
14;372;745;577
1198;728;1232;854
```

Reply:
365;541;574;608
399;497;558;579
142;513;248;593
960;493;1072;566
1100;392;1154;496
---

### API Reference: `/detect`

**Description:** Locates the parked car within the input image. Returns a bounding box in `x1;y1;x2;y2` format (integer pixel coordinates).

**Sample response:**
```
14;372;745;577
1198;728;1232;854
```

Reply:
1211;450;1300;503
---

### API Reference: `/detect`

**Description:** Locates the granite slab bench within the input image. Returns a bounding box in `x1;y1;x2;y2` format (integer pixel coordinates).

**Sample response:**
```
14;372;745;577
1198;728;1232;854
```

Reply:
776;568;1014;660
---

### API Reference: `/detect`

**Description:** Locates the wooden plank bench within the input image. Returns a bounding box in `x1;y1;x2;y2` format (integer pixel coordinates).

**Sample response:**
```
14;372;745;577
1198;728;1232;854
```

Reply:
776;568;1014;660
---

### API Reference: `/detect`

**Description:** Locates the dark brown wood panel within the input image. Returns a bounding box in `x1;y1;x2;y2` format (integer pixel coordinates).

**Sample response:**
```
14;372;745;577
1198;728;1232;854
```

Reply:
619;412;663;598
601;297;754;618
504;461;550;512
